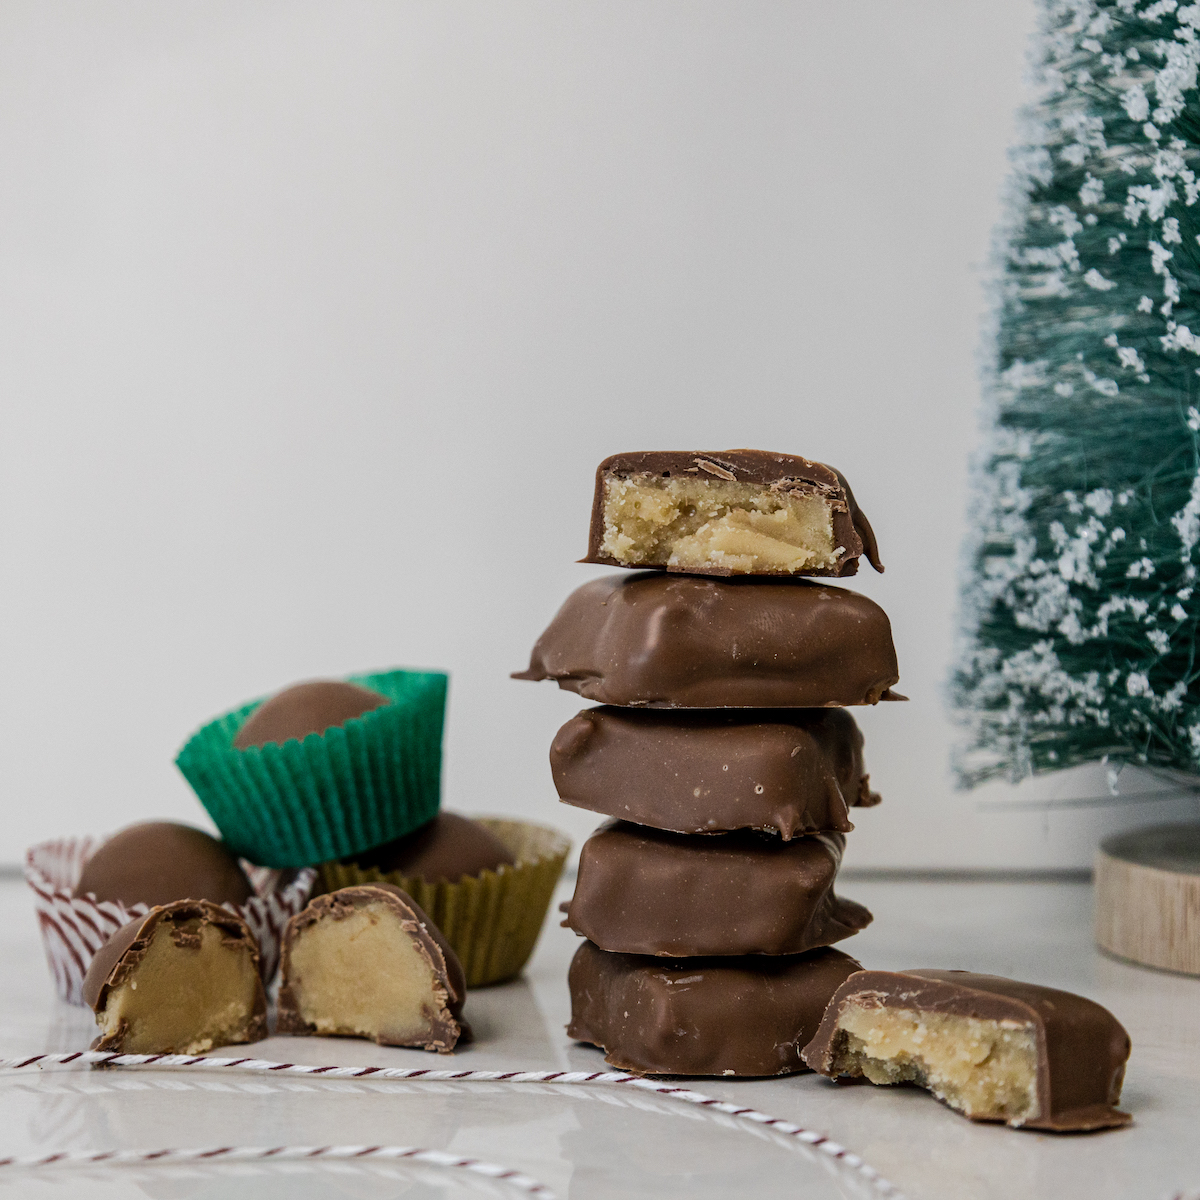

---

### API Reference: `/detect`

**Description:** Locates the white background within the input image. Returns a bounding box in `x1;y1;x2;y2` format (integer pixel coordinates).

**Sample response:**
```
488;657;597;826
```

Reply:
4;0;1196;868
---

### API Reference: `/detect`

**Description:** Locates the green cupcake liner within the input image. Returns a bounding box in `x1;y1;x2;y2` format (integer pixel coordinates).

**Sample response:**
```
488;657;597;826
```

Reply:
176;669;448;868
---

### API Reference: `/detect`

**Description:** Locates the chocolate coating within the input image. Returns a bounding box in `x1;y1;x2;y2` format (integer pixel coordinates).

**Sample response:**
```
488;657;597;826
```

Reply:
276;883;468;1049
234;680;390;749
584;450;882;576
568;942;861;1076
74;822;254;908
551;706;879;838
565;823;871;956
514;573;902;708
83;919;146;1013
347;812;515;883
801;970;1132;1132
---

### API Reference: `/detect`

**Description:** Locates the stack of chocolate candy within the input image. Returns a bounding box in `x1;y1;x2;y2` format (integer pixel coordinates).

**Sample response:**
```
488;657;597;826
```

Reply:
516;450;902;1076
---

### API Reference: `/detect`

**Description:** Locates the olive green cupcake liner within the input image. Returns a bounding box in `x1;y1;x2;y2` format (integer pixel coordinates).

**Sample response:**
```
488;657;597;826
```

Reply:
175;669;448;869
317;817;570;987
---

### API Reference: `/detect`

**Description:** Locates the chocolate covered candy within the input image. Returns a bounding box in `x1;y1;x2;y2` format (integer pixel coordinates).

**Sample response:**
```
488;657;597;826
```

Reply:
347;812;515;882
515;573;902;708
551;706;879;837
565;823;871;957
801;970;1132;1132
83;900;267;1054
584;450;882;577
277;884;467;1052
234;679;390;749
75;822;254;908
568;941;861;1076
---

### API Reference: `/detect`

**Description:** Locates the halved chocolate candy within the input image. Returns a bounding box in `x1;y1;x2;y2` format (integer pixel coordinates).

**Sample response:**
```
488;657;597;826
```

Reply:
550;706;879;837
801;969;1132;1132
514;573;902;708
568;941;861;1077
83;900;267;1054
277;884;467;1053
564;823;871;957
584;450;882;577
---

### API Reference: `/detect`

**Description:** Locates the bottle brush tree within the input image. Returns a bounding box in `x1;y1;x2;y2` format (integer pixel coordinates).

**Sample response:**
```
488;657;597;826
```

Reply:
955;0;1200;787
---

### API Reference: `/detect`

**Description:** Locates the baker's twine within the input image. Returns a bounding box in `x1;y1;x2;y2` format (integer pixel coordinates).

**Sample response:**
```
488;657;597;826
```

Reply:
0;1051;906;1198
0;1143;550;1194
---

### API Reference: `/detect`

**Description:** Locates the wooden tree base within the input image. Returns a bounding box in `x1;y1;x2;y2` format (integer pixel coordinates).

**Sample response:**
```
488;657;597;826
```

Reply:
1094;823;1200;976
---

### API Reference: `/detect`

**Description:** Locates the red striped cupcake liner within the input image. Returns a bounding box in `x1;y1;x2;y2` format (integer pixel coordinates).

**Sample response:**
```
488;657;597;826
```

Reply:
24;837;316;1006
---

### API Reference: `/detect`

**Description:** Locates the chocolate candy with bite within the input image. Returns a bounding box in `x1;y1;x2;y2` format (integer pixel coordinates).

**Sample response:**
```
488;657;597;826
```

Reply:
74;822;253;908
568;942;861;1076
551;706;879;838
277;884;467;1052
801;969;1133;1132
234;680;390;749
564;823;870;957
83;900;267;1054
584;450;882;577
514;573;902;708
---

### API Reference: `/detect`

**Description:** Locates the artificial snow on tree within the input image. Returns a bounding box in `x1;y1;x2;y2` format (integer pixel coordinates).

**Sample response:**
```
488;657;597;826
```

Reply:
955;0;1200;788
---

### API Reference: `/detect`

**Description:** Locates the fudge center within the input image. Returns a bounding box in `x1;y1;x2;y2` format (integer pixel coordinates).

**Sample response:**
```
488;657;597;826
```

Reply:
286;901;451;1044
600;473;839;573
833;1004;1040;1123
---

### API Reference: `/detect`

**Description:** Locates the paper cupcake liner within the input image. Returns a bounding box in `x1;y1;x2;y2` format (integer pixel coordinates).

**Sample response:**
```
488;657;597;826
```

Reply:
175;669;448;868
25;836;316;1006
316;818;570;988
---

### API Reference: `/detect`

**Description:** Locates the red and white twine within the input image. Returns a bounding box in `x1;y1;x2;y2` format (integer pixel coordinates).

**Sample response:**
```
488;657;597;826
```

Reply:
0;1143;552;1194
0;1051;905;1198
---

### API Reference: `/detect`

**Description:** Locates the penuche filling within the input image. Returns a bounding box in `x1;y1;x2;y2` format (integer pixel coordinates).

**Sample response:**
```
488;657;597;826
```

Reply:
600;474;839;573
829;1004;1041;1123
288;901;449;1046
96;919;260;1055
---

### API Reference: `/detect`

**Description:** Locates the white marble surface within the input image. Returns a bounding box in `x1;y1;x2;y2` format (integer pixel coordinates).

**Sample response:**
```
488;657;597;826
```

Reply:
0;875;1196;1200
